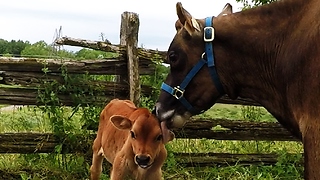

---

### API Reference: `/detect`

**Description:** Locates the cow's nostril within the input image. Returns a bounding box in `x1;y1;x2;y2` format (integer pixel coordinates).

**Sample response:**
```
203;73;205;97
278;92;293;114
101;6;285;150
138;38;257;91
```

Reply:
155;103;175;121
135;155;150;166
154;102;161;117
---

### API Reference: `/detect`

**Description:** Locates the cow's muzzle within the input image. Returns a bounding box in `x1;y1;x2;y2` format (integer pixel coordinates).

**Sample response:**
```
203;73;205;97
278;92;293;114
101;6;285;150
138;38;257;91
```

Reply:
154;102;190;128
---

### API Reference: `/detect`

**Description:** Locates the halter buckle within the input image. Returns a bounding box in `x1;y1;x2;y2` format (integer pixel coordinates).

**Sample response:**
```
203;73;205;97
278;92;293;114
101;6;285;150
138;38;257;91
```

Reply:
173;86;184;99
204;27;215;42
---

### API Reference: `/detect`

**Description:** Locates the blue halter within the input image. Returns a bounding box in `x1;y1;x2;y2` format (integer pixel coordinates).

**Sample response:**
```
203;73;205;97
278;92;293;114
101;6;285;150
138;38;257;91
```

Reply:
161;16;224;114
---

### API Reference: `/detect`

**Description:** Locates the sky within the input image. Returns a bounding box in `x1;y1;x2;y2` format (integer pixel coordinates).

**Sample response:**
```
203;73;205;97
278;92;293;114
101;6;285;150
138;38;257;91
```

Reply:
0;0;243;52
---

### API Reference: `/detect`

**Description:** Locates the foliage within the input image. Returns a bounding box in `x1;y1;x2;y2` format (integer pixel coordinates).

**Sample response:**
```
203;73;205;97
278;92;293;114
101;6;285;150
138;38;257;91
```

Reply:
37;64;106;134
236;0;278;7
0;39;30;56
1;39;116;59
21;41;75;58
30;61;107;177
241;105;262;121
75;48;117;60
140;62;169;109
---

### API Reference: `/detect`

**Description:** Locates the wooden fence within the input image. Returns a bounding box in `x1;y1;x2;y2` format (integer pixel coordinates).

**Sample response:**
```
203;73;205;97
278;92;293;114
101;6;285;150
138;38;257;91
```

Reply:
0;12;302;167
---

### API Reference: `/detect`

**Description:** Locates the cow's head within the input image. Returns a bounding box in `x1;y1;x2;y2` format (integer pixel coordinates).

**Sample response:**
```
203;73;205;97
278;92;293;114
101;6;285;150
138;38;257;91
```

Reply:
154;3;233;130
110;108;170;169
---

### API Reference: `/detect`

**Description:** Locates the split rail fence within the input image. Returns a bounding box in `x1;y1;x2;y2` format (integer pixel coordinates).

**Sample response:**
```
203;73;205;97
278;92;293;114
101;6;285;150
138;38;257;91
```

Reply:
0;12;302;167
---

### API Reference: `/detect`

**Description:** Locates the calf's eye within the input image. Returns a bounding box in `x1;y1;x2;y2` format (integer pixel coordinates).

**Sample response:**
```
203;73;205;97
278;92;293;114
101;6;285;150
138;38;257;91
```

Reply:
130;131;136;139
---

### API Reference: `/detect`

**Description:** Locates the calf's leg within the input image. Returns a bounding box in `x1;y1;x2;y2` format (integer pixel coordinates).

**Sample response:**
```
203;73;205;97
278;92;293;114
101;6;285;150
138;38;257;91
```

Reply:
110;156;127;180
90;138;104;180
90;152;104;180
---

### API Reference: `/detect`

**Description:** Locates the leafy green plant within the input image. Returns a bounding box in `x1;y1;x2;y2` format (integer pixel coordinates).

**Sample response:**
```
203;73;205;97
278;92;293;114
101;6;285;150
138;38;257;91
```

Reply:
236;0;277;7
139;62;169;109
241;105;262;121
33;61;108;177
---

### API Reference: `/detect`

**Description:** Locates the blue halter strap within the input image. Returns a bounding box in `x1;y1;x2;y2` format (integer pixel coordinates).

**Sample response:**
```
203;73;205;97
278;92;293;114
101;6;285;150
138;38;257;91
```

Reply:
161;16;224;114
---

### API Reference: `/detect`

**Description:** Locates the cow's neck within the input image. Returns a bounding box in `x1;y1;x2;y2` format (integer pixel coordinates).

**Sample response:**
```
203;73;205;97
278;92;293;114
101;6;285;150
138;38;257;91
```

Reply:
213;0;308;136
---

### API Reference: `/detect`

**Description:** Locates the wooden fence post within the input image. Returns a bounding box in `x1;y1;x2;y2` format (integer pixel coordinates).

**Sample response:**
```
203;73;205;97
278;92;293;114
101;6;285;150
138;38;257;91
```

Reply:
120;12;141;106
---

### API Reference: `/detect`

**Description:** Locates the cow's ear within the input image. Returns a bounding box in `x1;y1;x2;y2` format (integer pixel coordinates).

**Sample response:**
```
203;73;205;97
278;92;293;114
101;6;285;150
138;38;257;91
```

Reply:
218;3;233;16
176;2;200;36
175;20;183;31
110;115;132;130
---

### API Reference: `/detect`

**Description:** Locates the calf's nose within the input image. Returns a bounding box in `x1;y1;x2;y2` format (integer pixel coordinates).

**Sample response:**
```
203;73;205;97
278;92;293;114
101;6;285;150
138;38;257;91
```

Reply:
135;155;151;168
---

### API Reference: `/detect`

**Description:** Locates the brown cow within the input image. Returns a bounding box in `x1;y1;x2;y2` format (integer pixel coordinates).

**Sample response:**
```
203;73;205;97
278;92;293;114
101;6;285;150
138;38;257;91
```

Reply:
90;99;168;180
154;1;320;179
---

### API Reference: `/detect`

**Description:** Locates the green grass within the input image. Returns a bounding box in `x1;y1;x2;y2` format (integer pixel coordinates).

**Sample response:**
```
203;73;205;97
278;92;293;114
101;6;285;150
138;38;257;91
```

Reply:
0;104;303;179
199;103;276;122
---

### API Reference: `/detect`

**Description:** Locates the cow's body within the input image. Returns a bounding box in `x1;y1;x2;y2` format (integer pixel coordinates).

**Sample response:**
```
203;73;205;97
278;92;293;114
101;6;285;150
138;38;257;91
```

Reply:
154;1;320;179
90;99;167;180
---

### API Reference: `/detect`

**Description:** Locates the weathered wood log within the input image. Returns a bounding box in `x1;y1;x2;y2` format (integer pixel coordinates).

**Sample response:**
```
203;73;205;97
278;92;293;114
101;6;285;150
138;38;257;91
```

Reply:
55;37;167;62
0;81;153;105
174;119;300;141
116;12;130;84
0;72;259;106
0;133;94;153
55;37;121;54
0;57;155;75
0;79;257;108
0;128;298;152
0;71;152;92
175;152;303;167
0;87;114;105
122;12;141;105
0;132;302;167
0;120;299;154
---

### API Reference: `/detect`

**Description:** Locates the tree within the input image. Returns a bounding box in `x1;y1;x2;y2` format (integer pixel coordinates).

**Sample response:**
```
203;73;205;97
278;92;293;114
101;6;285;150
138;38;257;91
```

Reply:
0;39;8;55
0;39;30;56
21;41;53;57
8;40;29;56
75;48;116;60
236;0;277;7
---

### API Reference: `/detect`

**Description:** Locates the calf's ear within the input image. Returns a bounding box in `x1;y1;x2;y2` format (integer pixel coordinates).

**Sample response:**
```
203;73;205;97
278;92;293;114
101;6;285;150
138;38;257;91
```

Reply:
176;2;200;36
110;115;132;130
122;100;137;109
218;3;233;16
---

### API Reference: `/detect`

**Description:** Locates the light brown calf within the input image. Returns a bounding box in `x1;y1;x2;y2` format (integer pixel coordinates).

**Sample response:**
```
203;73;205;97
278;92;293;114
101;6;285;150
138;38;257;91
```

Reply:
90;99;168;180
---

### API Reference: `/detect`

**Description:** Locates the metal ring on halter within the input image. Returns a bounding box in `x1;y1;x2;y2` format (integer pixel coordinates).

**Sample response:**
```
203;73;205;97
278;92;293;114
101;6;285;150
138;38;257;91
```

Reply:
173;86;184;99
201;52;206;59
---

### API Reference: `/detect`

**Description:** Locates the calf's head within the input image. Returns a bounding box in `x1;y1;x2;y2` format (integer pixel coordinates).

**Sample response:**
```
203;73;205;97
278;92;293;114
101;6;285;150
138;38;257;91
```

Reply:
154;3;232;129
110;108;168;169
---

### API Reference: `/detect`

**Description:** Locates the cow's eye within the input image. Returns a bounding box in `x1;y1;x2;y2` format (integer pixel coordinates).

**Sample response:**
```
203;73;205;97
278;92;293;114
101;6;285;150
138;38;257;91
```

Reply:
156;134;163;141
130;131;136;139
168;51;178;63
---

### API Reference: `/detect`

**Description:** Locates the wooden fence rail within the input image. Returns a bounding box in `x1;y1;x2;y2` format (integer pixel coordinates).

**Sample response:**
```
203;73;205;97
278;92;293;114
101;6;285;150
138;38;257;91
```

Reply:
175;152;303;167
0;57;156;75
0;119;300;154
0;119;302;167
